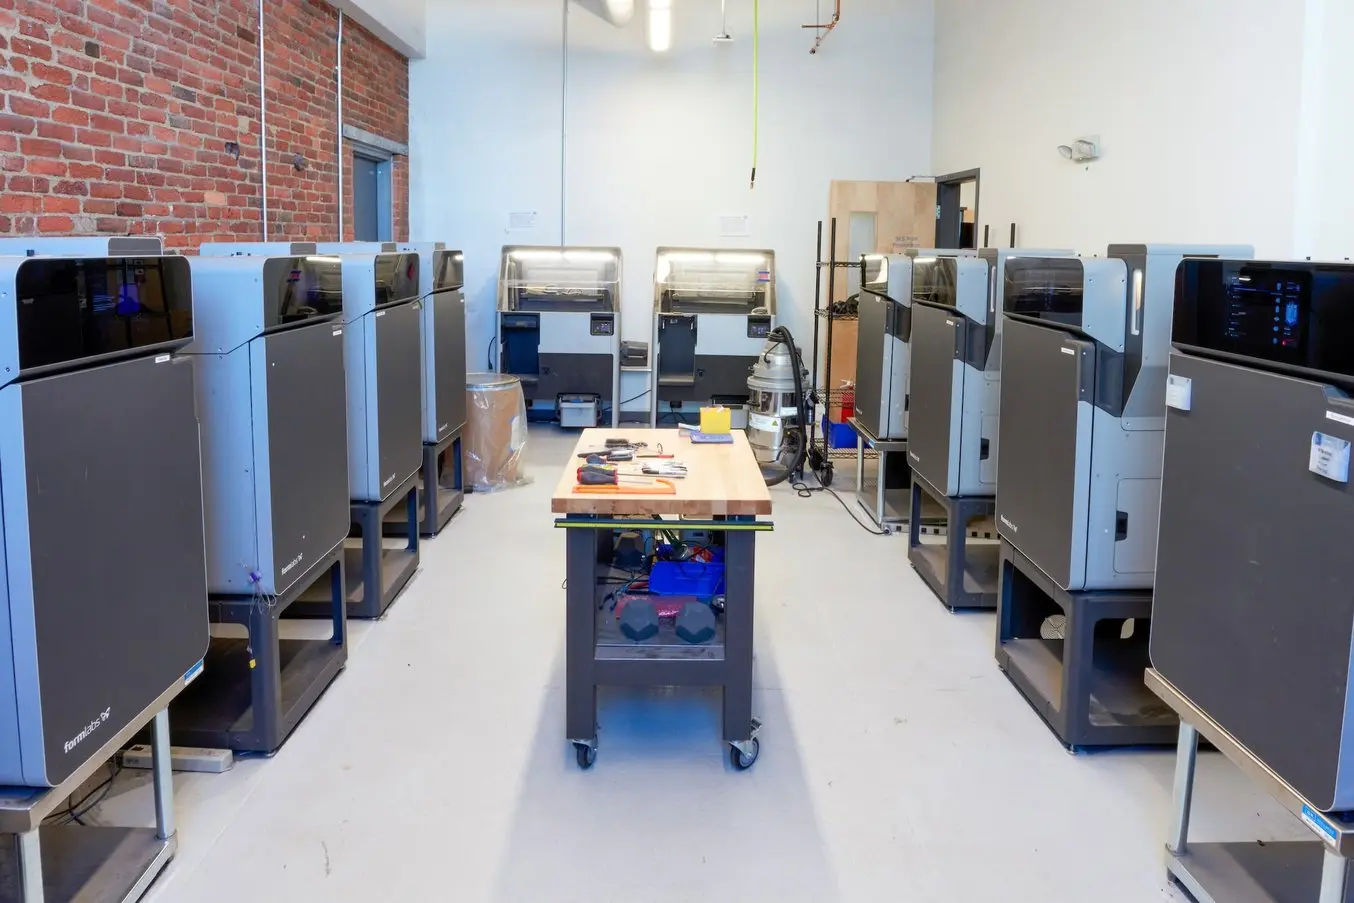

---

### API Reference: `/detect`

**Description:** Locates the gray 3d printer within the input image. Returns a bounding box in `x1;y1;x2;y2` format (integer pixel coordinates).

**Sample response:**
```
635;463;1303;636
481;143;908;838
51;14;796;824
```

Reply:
497;245;621;428
201;242;424;618
181;254;350;599
1154;258;1354;811
317;242;467;534
855;250;974;442
994;242;1252;748
905;248;1071;610
0;248;207;786
649;248;775;426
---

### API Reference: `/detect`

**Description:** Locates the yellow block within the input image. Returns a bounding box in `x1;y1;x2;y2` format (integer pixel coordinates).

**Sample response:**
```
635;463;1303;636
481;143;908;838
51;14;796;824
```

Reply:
700;405;732;434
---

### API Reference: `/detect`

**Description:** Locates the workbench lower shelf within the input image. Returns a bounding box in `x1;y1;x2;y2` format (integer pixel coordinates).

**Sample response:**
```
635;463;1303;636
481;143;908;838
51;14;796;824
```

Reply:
0;825;174;903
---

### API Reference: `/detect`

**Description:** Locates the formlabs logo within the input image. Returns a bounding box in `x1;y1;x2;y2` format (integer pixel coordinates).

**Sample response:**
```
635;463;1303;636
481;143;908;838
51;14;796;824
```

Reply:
64;708;111;754
999;514;1019;533
280;552;304;576
908;451;920;463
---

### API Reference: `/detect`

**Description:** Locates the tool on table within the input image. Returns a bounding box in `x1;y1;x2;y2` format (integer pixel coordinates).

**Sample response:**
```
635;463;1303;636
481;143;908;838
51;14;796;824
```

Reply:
577;442;673;461
573;463;677;495
639;462;688;478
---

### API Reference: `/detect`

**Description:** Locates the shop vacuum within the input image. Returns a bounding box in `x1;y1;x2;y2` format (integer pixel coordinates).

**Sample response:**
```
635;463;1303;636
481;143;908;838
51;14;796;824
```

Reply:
746;326;809;485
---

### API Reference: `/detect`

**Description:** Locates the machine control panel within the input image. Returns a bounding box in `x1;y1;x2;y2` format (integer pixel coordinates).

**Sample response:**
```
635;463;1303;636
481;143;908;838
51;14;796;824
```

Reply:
501;313;539;330
747;315;772;339
1175;259;1354;380
589;313;615;336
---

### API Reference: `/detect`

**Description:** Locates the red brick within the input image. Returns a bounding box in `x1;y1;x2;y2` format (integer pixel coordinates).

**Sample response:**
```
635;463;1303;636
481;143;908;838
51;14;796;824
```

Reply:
8;177;48;193
61;143;94;161
90;182;120;198
0;195;41;213
31;62;73;86
9;97;49;118
28;159;66;176
52;106;88;126
21;137;61;157
42;196;80;214
70;90;106;111
116;202;141;216
1;156;24;172
88;113;124;133
83;198;117;214
30;84;70;104
11;37;54;61
68;162;101;178
0;114;36;135
36;122;75;142
38;215;75;232
51;179;88;196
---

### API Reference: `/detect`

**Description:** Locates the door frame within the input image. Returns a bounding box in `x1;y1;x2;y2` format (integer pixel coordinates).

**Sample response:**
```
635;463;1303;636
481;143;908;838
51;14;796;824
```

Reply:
935;168;980;249
351;142;394;242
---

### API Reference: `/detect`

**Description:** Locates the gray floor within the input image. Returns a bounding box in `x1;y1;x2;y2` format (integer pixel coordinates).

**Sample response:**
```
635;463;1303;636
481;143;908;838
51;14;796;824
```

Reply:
91;426;1307;902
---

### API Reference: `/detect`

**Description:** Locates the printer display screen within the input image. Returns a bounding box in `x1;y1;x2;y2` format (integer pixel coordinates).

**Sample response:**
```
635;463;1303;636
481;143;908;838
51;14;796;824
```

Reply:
1175;260;1354;378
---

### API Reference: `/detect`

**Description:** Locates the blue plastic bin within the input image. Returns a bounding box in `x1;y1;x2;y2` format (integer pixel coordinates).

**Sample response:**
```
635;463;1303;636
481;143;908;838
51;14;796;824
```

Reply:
650;559;726;598
822;416;858;449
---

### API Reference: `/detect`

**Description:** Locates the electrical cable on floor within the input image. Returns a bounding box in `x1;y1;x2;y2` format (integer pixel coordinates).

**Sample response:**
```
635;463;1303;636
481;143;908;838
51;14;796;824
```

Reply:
791;472;889;536
485;335;496;370
44;761;120;827
617;388;650;406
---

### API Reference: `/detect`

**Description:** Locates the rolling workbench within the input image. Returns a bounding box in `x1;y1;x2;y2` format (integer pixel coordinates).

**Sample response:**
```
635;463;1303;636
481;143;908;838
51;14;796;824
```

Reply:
552;428;773;770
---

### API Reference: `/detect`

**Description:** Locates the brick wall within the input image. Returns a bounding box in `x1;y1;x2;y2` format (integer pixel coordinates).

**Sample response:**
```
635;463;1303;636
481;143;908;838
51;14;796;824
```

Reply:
0;0;409;251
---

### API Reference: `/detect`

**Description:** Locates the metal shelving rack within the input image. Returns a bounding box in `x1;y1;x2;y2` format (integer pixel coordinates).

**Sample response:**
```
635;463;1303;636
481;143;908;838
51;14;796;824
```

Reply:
807;219;874;486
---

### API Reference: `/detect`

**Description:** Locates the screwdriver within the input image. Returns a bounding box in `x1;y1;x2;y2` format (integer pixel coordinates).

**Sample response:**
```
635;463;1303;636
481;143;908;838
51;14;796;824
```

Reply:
577;464;655;486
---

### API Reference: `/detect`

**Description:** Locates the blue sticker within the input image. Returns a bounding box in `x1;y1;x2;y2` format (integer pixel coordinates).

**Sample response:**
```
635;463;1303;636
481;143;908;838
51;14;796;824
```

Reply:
1301;804;1339;845
183;659;205;685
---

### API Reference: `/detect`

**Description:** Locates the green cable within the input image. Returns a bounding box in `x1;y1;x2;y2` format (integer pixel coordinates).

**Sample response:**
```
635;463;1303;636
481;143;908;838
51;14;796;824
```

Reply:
750;0;758;189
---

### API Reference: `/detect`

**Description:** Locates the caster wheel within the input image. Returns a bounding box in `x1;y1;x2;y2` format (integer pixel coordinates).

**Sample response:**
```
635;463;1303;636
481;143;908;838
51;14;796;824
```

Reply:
730;738;759;770
574;743;596;769
819;463;834;489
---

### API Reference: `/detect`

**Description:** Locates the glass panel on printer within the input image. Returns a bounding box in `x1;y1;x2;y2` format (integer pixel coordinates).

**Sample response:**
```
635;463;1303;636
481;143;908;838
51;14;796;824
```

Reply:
15;255;193;372
499;247;620;313
860;255;890;296
655;249;774;315
373;252;420;307
1003;257;1087;330
1174;259;1354;381
434;249;465;291
911;257;959;310
263;256;344;327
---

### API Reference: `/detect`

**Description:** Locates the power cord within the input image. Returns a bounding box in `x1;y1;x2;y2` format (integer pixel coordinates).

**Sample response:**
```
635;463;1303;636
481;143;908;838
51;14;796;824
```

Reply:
790;472;889;536
43;761;120;827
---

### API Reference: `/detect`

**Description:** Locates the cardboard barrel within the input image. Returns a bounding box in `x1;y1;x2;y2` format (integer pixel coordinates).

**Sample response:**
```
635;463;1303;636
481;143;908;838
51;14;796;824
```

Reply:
464;373;527;491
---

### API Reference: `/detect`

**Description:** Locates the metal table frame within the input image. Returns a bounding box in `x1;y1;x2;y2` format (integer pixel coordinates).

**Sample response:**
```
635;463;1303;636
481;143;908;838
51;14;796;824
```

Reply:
1148;669;1354;903
0;682;182;903
558;515;772;768
384;428;464;538
292;470;420;620
170;547;347;753
907;468;999;610
848;416;911;532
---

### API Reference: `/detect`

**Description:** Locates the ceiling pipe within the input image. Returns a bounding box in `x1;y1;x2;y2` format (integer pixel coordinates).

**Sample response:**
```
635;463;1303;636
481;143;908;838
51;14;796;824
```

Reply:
803;0;841;55
573;0;634;26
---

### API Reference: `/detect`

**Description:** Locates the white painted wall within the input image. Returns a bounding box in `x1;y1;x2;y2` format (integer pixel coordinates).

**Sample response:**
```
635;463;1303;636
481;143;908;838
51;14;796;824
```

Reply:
328;0;426;58
411;0;934;405
1294;0;1354;259
933;0;1308;258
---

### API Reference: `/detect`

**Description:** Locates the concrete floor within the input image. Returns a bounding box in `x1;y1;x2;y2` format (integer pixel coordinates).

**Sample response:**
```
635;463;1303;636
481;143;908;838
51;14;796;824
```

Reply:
90;425;1309;902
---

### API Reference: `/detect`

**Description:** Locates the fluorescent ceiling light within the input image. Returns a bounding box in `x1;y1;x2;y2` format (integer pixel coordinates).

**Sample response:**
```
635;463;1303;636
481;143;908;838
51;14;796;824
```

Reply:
648;0;672;52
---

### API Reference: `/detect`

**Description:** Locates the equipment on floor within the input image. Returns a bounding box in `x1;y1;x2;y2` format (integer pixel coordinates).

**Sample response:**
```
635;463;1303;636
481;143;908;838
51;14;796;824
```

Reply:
1152;258;1354;809
908;248;1073;497
997;243;1252;591
0;250;207;787
182;254;350;597
651;247;775;426
747;326;809;485
317;242;468;448
855;250;975;441
497;245;622;427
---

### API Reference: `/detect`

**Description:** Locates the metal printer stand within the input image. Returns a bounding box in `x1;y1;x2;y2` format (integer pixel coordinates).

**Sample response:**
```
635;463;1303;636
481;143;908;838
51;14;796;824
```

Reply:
0;687;181;903
996;540;1176;748
383;428;464;538
293;471;420;620
908;469;999;610
848;416;911;531
1148;669;1354;903
170;547;346;753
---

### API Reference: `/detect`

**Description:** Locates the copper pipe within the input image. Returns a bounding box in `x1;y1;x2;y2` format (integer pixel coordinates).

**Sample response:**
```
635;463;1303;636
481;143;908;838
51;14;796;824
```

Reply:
802;0;841;55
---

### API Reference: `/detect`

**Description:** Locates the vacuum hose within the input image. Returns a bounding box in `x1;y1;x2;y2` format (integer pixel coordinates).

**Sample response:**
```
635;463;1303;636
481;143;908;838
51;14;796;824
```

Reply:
762;325;807;485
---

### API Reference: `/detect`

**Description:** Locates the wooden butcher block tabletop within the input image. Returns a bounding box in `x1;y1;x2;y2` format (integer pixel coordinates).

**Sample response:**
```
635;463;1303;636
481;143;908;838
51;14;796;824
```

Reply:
551;428;774;518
